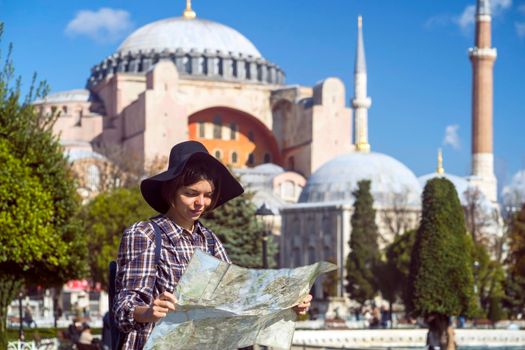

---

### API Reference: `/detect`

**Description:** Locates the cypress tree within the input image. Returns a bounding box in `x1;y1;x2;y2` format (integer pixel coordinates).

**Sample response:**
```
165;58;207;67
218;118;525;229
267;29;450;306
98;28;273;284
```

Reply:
408;178;475;349
346;180;381;305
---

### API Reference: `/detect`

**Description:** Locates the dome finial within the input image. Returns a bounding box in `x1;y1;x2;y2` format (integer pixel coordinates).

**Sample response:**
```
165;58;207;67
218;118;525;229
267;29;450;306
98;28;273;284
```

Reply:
183;0;196;19
437;148;445;174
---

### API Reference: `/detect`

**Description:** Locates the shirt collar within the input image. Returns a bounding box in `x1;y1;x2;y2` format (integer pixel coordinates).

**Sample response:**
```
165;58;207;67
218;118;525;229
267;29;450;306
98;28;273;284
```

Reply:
151;215;206;245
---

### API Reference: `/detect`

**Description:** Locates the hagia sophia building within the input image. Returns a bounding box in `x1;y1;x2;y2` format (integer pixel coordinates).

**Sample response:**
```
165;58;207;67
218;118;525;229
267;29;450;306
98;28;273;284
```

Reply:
34;0;514;304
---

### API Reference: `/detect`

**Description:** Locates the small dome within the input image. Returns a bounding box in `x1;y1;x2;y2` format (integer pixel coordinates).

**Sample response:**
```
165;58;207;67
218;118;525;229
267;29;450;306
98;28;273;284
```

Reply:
252;163;285;174
299;152;421;207
118;17;261;58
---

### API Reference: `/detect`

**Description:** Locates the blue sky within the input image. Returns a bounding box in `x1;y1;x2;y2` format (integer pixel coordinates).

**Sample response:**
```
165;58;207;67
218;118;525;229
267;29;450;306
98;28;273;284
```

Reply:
2;0;524;194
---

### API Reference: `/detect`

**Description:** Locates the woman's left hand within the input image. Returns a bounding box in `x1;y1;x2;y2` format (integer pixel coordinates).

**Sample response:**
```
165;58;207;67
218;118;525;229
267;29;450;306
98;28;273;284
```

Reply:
292;294;313;316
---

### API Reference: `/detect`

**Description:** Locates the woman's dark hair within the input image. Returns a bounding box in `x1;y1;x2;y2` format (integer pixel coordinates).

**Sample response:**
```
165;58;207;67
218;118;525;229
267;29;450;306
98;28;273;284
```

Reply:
161;158;221;211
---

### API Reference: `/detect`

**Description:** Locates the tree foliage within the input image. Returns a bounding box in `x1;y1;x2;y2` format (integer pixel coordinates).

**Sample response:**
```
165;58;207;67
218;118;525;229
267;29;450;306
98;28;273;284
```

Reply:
504;203;525;316
408;178;475;318
469;239;506;321
378;229;416;310
202;193;278;268
79;187;155;289
0;23;87;347
345;180;381;305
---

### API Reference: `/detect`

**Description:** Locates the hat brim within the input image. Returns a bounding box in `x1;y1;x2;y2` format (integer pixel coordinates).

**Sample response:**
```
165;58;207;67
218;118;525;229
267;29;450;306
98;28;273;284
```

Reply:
140;152;244;213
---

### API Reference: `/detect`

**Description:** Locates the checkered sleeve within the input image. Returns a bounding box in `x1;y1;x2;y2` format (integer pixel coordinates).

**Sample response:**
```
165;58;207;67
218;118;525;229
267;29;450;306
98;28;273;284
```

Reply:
114;222;157;333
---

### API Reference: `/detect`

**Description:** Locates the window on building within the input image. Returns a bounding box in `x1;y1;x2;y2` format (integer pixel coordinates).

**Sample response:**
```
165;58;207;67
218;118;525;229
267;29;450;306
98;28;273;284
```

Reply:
214;149;222;160
87;164;100;191
247;152;255;166
308;247;316;264
280;180;295;200
213;115;222;139
293;248;301;267
288;156;295;171
230;123;237;140
324;246;332;262
263;153;271;163
248;130;255;142
198;122;206;138
231;151;238;164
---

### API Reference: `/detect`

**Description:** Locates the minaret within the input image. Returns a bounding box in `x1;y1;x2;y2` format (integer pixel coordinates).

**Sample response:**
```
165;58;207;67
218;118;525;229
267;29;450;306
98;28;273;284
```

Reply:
468;0;497;202
437;149;445;174
183;0;196;19
352;16;372;152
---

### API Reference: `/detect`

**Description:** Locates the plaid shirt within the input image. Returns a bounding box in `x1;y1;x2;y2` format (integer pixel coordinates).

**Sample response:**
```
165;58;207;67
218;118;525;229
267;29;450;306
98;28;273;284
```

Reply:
114;215;230;349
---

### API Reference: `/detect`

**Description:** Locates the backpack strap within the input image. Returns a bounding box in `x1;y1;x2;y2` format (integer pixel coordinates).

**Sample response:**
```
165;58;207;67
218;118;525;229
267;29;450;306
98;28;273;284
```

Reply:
149;221;163;265
202;227;216;257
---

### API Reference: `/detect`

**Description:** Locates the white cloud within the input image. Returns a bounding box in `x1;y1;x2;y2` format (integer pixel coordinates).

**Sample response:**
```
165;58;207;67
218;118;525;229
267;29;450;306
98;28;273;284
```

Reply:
65;8;133;43
458;5;476;29
492;0;513;15
457;0;512;29
443;124;461;150
517;4;525;38
516;22;525;38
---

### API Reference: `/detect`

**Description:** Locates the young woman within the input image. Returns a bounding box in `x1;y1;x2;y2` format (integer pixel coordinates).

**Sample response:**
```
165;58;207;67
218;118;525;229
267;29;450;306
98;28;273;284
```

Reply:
114;141;312;349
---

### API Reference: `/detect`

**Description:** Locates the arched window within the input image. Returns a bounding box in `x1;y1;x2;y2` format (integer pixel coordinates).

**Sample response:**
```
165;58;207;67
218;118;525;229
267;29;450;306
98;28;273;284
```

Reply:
214;149;222;160
247;152;255;166
198;122;206;138
248;130;255;142
230;123;237;140
231;151;238;164
263;153;271;163
213;115;222;139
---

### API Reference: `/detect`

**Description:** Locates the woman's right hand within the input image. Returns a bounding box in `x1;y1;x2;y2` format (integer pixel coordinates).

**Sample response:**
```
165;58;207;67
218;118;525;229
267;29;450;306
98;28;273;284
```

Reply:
134;291;177;323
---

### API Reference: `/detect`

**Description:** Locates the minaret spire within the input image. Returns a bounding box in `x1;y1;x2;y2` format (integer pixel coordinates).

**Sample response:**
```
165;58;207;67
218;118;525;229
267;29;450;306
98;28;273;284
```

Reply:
469;0;497;202
352;15;372;153
183;0;196;19
437;149;444;174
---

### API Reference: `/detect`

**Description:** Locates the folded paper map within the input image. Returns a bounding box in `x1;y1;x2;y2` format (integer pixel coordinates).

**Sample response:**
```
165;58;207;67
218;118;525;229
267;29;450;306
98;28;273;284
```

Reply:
144;250;337;350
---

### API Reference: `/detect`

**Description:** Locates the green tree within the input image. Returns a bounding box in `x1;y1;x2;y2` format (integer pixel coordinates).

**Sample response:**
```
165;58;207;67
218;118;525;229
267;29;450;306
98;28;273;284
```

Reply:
0;140;54;346
378;229;417;316
504;203;525;317
79;187;155;289
345;180;381;305
202;193;278;268
469;239;506;322
408;178;475;349
0;24;87;347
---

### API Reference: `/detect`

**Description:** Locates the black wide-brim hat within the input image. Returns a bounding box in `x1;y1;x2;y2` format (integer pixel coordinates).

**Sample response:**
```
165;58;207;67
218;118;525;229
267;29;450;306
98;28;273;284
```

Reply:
140;141;244;213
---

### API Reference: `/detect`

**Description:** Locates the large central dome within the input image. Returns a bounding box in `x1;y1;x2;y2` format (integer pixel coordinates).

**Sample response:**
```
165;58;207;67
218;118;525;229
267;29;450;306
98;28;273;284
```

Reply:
88;16;285;87
299;152;422;208
118;17;262;58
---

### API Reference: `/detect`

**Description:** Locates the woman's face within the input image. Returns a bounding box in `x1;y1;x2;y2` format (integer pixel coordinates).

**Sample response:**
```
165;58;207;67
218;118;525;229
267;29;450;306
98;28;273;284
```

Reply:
171;179;214;229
